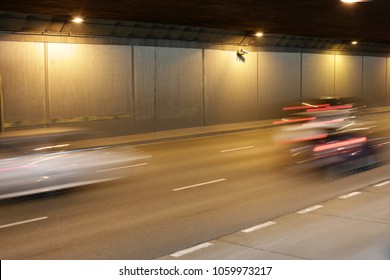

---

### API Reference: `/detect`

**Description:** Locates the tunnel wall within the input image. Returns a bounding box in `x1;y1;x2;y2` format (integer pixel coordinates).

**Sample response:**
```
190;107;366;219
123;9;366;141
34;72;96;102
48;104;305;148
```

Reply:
302;53;335;101
205;49;258;124
0;41;46;123
0;37;390;134
258;52;301;119
155;48;203;130
48;43;133;119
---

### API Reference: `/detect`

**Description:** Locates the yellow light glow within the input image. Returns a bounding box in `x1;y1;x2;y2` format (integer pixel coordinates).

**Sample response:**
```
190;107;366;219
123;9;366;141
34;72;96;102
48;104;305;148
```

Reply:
255;32;264;37
71;17;84;23
340;0;372;3
351;41;358;45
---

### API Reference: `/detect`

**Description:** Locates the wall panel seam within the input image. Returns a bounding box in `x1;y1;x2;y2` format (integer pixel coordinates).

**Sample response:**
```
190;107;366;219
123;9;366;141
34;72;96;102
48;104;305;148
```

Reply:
202;48;206;126
131;45;135;131
44;42;50;125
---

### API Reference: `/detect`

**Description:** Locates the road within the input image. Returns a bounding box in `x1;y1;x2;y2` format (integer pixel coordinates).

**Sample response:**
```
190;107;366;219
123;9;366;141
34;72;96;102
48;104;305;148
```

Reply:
1;125;390;259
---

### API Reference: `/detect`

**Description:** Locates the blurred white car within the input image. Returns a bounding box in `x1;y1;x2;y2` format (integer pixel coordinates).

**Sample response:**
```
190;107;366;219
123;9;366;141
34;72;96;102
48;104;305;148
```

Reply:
0;127;148;199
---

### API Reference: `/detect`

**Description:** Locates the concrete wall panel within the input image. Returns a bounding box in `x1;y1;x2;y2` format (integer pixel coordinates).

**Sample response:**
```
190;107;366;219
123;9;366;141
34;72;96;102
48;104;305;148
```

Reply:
387;58;390;105
2;37;390;133
302;53;335;100
48;43;132;118
155;48;203;130
363;56;386;106
335;55;363;98
133;46;156;133
205;50;258;125
258;52;301;118
0;41;45;122
156;48;203;130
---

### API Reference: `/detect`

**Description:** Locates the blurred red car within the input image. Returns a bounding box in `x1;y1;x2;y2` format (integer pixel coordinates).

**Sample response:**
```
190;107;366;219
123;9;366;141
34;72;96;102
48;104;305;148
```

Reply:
274;97;385;176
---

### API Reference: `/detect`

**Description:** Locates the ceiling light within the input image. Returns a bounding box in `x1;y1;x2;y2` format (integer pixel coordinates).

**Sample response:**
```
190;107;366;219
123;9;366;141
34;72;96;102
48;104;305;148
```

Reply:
71;17;84;23
340;0;372;3
237;49;249;55
351;41;358;45
255;32;264;37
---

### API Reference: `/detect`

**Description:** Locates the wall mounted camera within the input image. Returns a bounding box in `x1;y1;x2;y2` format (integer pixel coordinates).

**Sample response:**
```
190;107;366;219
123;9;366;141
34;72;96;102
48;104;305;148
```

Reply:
236;49;249;62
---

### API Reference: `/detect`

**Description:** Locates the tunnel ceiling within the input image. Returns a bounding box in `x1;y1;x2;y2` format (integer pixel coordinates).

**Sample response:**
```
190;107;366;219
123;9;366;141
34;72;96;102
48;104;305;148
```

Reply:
1;0;390;50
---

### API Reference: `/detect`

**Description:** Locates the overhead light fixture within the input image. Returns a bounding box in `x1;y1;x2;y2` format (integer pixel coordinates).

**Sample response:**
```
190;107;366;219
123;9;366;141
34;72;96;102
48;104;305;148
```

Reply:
340;0;372;3
351;41;358;45
255;32;264;37
71;17;84;23
237;49;249;55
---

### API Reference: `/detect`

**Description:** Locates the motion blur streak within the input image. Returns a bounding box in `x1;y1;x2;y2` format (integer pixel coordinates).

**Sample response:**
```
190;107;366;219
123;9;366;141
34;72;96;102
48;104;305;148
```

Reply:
272;117;316;125
306;104;353;112
273;97;390;176
33;144;70;151
283;103;330;110
313;137;367;152
0;127;149;199
0;164;35;172
276;133;328;144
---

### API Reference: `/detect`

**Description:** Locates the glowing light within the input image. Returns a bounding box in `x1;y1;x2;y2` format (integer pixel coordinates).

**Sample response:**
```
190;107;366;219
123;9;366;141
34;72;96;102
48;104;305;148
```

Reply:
351;41;358;45
341;0;372;3
301;118;345;127
273;117;315;125
71;17;84;23
313;137;367;152
306;104;353;112
255;32;264;37
283;103;330;111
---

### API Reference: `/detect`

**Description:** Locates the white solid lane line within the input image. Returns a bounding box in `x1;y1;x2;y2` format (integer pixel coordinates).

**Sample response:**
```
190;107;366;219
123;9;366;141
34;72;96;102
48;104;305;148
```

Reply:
0;216;48;229
172;178;226;192
241;221;276;233
296;205;323;214
338;192;362;199
374;180;390;187
170;242;213;257
220;146;255;153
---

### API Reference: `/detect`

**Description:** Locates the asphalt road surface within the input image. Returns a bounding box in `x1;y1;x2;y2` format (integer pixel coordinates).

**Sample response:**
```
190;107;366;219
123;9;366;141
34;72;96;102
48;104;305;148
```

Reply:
1;126;390;259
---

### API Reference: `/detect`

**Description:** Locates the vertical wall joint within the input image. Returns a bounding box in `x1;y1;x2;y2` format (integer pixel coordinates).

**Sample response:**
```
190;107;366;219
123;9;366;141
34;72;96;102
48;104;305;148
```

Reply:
0;75;4;132
131;46;136;132
44;42;50;125
300;49;303;102
202;48;206;126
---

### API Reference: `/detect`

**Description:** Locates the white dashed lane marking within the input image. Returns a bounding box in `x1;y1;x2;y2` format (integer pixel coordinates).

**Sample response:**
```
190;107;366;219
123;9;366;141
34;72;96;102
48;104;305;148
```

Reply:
374;180;390;187
172;179;226;192
338;192;362;199
220;146;255;153
241;221;276;233
170;242;213;257
296;205;323;214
